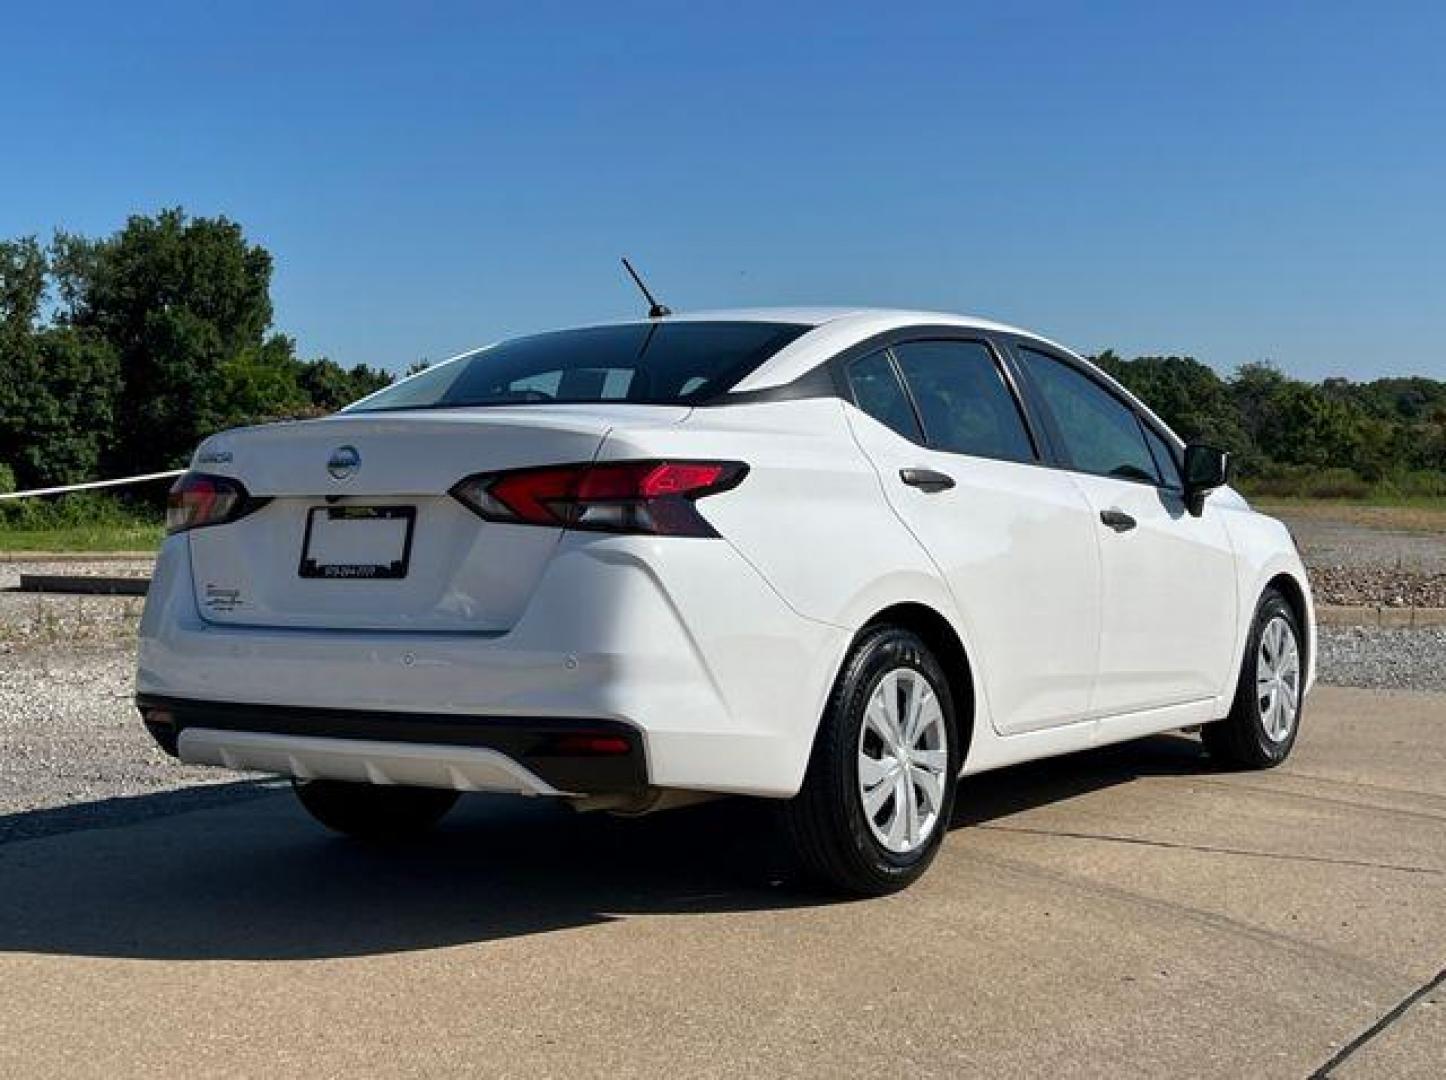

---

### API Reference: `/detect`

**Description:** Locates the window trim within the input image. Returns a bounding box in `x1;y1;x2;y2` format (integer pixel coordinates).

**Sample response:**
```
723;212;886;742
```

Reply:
843;348;926;444
1138;417;1184;492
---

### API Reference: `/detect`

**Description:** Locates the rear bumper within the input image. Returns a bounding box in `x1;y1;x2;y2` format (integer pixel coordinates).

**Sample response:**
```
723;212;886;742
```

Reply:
138;694;646;795
138;530;850;798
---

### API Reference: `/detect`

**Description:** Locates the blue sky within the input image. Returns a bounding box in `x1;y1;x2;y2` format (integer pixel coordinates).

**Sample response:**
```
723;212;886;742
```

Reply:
3;1;1443;380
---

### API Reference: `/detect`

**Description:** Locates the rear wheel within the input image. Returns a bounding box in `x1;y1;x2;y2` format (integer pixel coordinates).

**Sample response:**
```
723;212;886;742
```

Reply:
1202;587;1304;769
292;779;459;841
782;626;959;896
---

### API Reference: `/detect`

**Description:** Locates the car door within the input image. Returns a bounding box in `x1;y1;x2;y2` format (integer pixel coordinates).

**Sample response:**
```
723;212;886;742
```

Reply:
842;338;1103;736
1011;344;1239;718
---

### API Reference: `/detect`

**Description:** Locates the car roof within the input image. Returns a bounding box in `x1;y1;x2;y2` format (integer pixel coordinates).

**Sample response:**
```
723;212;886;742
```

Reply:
687;307;1078;393
673;308;1181;449
362;306;1181;448
661;305;1032;335
449;306;1080;393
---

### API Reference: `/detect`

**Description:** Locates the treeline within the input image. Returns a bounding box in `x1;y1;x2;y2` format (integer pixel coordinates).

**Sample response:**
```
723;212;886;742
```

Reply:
1091;352;1446;498
0;209;392;493
2;209;1443;501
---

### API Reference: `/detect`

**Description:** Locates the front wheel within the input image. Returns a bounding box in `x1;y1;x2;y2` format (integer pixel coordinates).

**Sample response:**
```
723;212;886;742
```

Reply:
782;626;960;896
1202;587;1304;769
292;779;459;842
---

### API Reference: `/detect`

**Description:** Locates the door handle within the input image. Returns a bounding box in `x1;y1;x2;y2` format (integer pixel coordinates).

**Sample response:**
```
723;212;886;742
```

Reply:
1099;508;1137;533
899;468;955;493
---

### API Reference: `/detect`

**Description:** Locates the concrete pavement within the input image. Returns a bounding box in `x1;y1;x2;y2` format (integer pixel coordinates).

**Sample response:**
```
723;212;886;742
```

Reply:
1;686;1442;1077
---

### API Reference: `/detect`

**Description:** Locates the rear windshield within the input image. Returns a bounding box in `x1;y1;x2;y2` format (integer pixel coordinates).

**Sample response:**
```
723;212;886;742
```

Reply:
347;321;810;412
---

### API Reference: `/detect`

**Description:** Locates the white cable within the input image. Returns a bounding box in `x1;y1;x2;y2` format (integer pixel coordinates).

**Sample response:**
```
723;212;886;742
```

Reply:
0;469;185;501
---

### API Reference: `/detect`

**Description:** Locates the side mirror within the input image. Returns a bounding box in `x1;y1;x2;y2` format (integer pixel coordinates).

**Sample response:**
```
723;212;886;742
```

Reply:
1182;444;1229;516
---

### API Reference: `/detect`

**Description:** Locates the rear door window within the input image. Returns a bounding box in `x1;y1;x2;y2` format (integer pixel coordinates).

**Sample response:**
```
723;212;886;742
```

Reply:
891;341;1036;463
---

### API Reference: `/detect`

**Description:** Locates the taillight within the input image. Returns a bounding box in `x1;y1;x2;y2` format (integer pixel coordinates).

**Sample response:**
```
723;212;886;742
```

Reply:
450;460;747;537
166;472;265;535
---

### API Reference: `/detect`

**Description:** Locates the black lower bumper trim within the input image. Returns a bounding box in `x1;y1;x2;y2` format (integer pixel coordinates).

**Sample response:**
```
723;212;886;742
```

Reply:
136;694;647;795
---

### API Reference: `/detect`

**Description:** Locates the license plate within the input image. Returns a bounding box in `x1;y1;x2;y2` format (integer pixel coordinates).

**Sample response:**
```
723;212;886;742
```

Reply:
299;505;415;579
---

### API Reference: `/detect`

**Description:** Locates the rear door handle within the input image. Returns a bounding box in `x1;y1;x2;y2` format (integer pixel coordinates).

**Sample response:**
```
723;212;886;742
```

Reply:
1099;508;1137;533
899;468;955;493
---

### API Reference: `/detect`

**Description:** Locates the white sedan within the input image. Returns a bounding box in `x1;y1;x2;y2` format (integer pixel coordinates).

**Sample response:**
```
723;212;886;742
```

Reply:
137;308;1314;894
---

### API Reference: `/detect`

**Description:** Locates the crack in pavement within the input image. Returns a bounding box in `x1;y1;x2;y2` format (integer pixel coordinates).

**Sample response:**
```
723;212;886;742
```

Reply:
1308;966;1446;1077
964;848;1412;989
1282;771;1446;805
978;823;1443;876
1190;778;1446;823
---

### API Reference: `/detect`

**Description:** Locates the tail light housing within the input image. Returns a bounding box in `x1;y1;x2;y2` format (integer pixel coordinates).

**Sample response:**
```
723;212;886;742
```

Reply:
166;472;267;535
451;460;747;537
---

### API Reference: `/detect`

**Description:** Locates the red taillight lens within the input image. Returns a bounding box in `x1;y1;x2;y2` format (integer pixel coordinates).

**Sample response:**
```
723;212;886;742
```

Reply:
166;472;262;535
547;733;633;756
450;460;746;537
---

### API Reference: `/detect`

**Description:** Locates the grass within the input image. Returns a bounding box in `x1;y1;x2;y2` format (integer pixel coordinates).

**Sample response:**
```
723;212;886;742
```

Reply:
0;494;163;553
0;521;163;553
1233;467;1446;503
1;485;1443;554
1240;489;1446;512
1249;497;1446;534
1227;472;1446;533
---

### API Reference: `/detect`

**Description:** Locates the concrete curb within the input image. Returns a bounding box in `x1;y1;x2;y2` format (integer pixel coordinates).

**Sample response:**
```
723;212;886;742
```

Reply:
15;575;149;597
1316;604;1446;628
3;556;1440;629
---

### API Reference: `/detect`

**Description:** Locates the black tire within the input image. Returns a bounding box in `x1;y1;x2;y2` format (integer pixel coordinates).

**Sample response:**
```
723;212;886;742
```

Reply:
292;779;459;842
1202;587;1304;769
782;626;960;896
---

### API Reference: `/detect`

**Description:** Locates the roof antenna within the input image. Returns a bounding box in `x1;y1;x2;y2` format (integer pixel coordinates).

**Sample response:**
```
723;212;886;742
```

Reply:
620;257;672;319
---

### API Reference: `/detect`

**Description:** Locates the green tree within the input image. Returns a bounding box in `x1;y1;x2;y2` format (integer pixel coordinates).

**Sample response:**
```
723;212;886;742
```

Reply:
0;239;46;482
214;335;311;429
6;207;1444;501
0;327;121;487
1269;383;1365;470
1093;351;1249;457
1;240;121;487
3;210;409;489
0;236;46;332
52;209;278;473
298;358;393;411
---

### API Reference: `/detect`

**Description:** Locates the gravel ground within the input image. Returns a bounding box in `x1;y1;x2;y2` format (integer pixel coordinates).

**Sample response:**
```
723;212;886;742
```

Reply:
1307;565;1446;608
1272;505;1446;607
0;645;244;816
1;522;1442;817
0;626;1439;817
0;558;151;648
0;593;144;648
1315;626;1446;692
1274;510;1446;573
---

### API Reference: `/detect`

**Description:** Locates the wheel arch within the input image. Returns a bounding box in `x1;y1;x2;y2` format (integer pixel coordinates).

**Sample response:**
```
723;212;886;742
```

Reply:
857;601;977;767
1264;570;1313;687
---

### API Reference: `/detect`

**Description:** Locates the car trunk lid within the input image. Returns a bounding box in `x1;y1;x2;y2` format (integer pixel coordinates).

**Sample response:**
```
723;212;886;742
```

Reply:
185;406;688;633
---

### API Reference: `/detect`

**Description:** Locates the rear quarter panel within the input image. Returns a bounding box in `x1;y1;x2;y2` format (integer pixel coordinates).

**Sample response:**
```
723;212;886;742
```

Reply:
597;398;985;760
600;399;958;635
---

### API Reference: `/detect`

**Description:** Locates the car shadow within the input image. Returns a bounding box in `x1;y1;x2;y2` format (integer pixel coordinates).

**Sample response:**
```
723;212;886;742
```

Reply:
0;733;1210;962
951;730;1210;826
